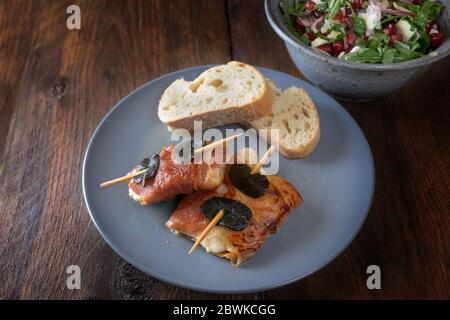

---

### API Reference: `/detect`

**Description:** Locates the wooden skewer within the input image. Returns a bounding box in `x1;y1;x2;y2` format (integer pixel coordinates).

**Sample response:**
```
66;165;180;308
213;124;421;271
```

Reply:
100;134;242;188
250;145;275;174
189;145;274;254
189;209;224;254
100;169;147;187
193;133;242;154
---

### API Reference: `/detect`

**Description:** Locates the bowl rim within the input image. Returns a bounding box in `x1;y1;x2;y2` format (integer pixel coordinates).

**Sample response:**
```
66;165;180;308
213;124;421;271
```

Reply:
265;0;450;71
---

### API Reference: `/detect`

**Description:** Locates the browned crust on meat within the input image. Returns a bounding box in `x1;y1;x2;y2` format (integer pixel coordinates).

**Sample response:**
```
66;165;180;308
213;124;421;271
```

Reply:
128;145;225;205
165;166;302;266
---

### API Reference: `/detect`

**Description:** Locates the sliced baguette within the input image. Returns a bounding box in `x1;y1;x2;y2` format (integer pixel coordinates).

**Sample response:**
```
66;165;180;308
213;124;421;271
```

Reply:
158;61;272;131
247;82;320;159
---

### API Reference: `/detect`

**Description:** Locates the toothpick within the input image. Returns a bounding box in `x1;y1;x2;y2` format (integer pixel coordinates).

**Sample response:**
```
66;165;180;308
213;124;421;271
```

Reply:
100;134;242;188
189;209;224;254
193;133;242;154
250;145;275;174
100;169;147;187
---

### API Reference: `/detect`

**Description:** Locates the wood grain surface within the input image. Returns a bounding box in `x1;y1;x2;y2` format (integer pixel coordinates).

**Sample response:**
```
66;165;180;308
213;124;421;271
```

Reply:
0;0;448;299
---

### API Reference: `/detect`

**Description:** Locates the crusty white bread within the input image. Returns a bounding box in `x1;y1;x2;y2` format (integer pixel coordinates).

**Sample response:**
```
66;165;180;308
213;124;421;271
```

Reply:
246;81;320;159
158;61;272;131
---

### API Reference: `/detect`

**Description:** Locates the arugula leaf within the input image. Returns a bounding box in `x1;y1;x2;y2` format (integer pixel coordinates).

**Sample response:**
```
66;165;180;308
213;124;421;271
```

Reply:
352;16;366;37
286;25;299;38
329;22;345;32
327;0;344;19
421;0;444;21
343;48;383;63
294;0;305;11
299;34;312;45
279;1;291;19
355;38;367;48
409;39;421;52
317;33;331;41
382;49;396;63
284;14;301;39
393;42;423;61
367;33;389;51
317;4;328;13
413;11;429;30
416;31;431;53
333;32;345;41
412;0;444;30
393;51;423;62
347;45;424;64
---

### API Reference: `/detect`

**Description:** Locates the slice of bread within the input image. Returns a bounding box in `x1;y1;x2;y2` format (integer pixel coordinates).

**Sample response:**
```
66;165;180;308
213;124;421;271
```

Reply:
158;61;272;131
247;82;320;159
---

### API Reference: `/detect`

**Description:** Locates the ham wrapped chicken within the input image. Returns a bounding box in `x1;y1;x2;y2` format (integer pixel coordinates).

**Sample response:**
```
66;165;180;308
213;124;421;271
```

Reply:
166;159;302;266
128;145;225;205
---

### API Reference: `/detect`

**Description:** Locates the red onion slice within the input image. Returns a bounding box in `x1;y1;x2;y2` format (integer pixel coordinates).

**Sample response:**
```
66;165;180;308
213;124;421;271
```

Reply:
380;8;416;17
369;0;388;10
296;17;312;27
311;15;325;33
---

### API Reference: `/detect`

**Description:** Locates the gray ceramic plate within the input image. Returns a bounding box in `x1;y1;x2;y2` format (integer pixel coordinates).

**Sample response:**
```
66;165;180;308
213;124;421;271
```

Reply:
82;66;375;293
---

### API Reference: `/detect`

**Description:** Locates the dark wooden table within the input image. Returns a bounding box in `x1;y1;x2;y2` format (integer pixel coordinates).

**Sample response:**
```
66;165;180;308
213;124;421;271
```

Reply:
0;0;448;300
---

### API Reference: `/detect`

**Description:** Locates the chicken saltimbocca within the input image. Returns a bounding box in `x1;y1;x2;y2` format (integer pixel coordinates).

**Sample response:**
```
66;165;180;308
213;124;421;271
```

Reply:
166;158;302;266
128;145;225;205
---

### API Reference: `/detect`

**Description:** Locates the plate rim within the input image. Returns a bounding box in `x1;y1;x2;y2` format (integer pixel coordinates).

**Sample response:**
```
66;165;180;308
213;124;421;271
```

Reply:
82;65;375;294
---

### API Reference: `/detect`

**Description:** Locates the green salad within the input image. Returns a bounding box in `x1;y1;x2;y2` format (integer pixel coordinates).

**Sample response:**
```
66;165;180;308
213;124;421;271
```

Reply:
280;0;445;63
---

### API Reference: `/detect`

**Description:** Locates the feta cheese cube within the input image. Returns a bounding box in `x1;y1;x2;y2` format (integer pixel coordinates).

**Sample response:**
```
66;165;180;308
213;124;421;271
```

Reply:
396;20;416;43
311;37;329;48
358;5;381;36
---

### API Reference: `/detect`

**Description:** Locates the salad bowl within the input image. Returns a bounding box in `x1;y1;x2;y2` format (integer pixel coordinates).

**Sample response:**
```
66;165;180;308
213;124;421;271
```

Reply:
265;0;450;101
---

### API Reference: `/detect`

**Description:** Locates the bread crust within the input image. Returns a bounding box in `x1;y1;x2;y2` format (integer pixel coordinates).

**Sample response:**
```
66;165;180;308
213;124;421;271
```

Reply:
158;62;320;159
278;126;320;159
247;85;320;159
158;62;273;131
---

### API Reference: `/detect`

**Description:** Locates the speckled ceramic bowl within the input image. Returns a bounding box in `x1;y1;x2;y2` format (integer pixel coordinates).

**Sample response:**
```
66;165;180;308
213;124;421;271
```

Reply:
265;0;450;101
